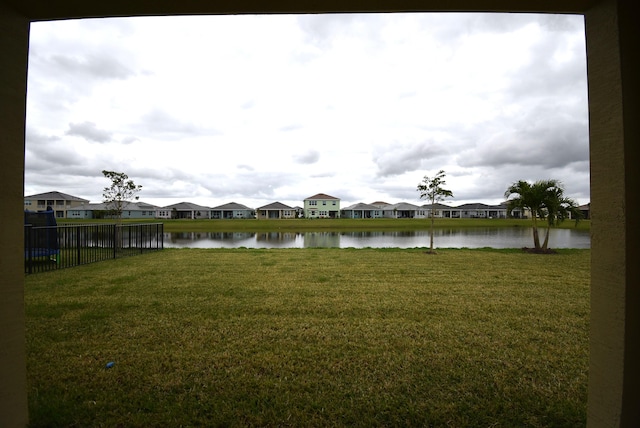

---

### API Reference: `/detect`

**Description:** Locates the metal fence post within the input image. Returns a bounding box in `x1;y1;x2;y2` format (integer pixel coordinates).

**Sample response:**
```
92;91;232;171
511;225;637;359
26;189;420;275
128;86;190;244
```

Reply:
25;225;32;274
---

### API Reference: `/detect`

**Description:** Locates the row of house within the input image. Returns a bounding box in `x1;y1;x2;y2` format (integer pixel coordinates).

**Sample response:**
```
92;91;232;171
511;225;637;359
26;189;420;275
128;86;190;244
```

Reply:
24;191;591;220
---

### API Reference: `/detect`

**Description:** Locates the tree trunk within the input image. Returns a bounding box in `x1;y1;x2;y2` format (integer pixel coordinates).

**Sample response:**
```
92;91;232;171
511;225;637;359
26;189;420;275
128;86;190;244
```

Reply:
542;227;550;250
532;216;541;249
430;196;435;251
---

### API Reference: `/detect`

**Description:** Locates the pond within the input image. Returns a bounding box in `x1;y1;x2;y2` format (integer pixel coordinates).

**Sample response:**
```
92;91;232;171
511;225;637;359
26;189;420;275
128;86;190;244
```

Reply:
163;227;590;249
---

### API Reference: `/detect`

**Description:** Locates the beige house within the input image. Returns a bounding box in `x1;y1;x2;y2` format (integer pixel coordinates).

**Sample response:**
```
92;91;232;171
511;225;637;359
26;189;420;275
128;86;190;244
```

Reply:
23;191;89;218
257;202;296;219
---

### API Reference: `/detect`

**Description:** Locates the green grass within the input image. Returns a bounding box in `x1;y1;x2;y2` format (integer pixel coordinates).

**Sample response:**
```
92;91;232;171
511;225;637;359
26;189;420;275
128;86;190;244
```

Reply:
25;248;589;427
60;217;590;233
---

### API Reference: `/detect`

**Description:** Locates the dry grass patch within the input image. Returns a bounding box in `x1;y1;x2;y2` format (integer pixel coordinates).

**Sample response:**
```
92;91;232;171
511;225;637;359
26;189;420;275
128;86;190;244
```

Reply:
26;248;589;427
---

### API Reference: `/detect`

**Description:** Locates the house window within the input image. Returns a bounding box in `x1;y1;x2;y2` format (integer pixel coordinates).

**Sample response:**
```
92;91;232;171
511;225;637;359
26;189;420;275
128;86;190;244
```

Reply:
24;200;31;206
309;200;317;206
332;201;336;205
322;201;326;205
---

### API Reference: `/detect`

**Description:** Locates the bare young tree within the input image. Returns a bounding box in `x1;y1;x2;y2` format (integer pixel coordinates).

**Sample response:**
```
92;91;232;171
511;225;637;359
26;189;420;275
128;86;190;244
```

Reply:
417;170;454;253
102;170;142;221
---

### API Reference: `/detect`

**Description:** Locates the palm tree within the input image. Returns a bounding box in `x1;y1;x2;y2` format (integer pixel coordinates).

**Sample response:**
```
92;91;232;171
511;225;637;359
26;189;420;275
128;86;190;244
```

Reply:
417;170;454;253
540;186;583;250
504;179;581;251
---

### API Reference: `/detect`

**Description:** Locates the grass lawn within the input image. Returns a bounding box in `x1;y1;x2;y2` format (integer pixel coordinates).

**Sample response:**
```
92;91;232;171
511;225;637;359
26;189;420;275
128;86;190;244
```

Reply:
25;248;589;427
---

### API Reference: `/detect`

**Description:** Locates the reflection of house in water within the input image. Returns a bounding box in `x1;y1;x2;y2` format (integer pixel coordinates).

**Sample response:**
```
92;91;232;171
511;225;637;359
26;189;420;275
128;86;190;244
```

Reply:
209;232;254;240
163;232;255;245
255;232;298;242
303;232;340;248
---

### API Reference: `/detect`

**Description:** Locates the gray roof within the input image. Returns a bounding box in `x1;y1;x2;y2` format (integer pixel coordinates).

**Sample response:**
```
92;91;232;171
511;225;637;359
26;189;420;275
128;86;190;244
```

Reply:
257;201;293;210
343;202;381;211
67;203;107;211
455;203;502;210
385;202;421;211
162;202;211;211
24;191;89;202
136;201;159;209
67;201;157;211
420;203;455;210
211;202;254;210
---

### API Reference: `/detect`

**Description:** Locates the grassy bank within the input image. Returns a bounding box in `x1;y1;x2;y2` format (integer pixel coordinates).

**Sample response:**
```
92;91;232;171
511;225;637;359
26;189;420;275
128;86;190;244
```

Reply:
60;217;590;233
25;248;589;427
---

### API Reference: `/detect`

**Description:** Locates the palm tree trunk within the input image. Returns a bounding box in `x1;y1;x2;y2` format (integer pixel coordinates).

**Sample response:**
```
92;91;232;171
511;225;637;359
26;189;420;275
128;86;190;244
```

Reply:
542;226;550;250
532;216;541;249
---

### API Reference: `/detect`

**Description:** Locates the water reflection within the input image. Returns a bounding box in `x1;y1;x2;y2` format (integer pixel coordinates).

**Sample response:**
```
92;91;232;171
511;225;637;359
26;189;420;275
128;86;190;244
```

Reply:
164;228;590;249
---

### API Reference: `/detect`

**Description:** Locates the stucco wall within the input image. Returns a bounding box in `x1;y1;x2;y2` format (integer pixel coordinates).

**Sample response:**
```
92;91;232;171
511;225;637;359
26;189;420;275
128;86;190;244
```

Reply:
1;0;638;426
0;4;29;426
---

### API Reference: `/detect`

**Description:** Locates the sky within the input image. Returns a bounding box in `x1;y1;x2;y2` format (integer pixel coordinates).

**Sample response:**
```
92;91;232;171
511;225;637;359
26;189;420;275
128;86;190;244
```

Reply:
25;13;589;209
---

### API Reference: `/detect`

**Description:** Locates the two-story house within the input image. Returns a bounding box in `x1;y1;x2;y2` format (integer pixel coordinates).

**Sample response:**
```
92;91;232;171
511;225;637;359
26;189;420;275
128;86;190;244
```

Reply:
24;191;89;218
303;193;340;219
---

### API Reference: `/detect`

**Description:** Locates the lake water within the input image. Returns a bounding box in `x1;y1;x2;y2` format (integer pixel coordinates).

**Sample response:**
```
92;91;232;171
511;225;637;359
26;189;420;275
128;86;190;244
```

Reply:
163;228;590;249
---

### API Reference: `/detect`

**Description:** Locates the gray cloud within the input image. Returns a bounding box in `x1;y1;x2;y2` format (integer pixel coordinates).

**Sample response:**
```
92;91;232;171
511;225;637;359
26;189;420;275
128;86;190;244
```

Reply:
25;128;60;148
134;109;216;138
505;33;587;100
459;110;588;170
373;140;453;177
66;121;113;143
466;13;581;35
296;13;387;55
198;171;299;201
121;136;140;145
297;14;358;48
25;139;87;171
124;166;192;183
50;54;135;80
293;150;320;164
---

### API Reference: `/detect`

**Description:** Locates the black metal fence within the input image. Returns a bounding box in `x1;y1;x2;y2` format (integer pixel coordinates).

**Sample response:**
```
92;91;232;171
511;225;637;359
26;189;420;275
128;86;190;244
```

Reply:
24;223;164;274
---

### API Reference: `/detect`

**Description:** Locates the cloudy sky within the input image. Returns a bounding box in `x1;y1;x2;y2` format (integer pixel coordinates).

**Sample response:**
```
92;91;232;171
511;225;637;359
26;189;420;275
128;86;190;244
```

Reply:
25;12;589;209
